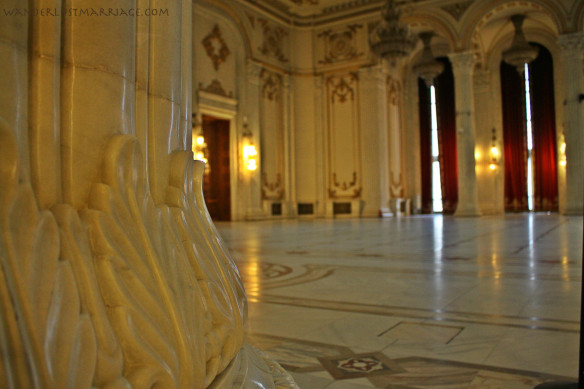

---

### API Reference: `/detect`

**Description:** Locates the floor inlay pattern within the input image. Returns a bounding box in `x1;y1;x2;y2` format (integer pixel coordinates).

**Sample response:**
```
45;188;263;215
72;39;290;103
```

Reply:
217;215;582;387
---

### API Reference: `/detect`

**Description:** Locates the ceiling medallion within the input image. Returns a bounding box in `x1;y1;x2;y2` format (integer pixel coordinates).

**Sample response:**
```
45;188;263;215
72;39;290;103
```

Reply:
369;0;416;64
502;14;539;73
413;32;444;86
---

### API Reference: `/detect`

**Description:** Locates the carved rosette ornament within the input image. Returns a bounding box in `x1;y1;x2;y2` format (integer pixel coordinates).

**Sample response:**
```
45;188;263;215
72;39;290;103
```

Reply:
318;24;363;64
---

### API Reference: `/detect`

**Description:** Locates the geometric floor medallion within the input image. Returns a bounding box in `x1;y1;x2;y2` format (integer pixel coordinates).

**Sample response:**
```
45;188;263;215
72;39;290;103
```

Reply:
318;352;406;379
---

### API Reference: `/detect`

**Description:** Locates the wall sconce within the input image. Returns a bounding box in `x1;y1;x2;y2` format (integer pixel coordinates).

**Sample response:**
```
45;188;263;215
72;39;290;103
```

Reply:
242;116;257;171
559;132;567;167
489;128;500;171
192;112;208;163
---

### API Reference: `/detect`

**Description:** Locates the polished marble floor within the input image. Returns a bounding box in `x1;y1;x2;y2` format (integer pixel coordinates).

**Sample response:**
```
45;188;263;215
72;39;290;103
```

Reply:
216;214;583;388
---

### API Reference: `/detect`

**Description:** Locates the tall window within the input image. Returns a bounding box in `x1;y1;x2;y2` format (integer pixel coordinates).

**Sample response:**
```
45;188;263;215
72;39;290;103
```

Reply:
524;63;534;211
430;86;443;213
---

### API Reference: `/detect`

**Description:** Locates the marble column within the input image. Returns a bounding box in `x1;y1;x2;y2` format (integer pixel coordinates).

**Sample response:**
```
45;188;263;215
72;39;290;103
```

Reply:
314;75;328;217
558;33;584;215
0;2;296;388
384;59;407;214
245;60;267;220
449;51;481;216
358;66;391;217
282;73;297;216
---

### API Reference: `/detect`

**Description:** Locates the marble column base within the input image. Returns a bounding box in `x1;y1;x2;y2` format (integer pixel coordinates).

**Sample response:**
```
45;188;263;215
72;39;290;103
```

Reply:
209;344;298;389
455;206;482;217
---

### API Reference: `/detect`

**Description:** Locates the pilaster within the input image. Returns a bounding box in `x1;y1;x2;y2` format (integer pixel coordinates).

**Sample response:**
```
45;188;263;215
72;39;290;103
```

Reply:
358;65;391;217
558;32;584;215
245;60;266;220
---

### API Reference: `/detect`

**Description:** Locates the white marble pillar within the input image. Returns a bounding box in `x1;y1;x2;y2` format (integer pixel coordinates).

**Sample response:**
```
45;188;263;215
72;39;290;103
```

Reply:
314;75;327;217
384;59;406;215
558;33;584;215
449;51;481;216
282;73;297;216
245;60;267;220
358;65;391;216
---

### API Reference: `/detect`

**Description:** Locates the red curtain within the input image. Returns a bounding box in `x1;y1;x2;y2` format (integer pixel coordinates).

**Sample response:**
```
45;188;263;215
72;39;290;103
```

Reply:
530;44;558;212
435;58;458;214
500;61;529;212
418;78;433;214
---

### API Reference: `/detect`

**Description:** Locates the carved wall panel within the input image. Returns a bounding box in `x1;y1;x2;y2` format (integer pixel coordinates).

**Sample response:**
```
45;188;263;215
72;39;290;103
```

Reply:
260;69;286;200
325;73;362;199
317;24;364;65
194;12;238;102
258;19;289;63
202;24;231;71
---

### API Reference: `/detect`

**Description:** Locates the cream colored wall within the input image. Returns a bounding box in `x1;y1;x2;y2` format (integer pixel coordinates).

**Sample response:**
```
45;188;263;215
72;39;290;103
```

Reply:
193;0;584;218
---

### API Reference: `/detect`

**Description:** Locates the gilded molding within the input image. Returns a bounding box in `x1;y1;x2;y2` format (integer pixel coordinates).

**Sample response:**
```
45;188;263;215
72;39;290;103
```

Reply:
262;173;284;200
199;79;234;98
329;172;361;199
261;69;282;101
327;73;358;103
258;19;289;62
387;76;400;106
202;24;231;71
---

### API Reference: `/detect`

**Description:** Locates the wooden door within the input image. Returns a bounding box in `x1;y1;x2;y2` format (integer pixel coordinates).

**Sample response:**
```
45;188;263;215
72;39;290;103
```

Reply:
202;116;231;221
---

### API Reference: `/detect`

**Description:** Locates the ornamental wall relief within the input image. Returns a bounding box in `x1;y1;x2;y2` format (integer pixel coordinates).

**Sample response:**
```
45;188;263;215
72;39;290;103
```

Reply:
325;73;362;199
318;24;363;65
202;24;231;71
258;19;289;63
260;69;286;200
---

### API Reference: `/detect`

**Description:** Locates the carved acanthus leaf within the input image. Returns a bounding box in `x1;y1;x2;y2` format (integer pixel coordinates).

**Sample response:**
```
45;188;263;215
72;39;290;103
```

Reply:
0;125;104;388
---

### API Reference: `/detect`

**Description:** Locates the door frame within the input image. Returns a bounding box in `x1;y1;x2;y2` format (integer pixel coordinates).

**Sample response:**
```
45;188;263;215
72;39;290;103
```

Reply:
198;91;240;221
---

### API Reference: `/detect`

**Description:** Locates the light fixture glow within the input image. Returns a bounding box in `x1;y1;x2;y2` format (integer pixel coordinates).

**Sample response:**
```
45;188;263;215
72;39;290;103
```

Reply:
196;136;205;145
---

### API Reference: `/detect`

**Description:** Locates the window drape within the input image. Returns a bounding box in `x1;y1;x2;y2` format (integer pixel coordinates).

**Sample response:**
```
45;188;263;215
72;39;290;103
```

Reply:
418;79;433;214
500;61;529;212
530;44;558;212
434;58;458;214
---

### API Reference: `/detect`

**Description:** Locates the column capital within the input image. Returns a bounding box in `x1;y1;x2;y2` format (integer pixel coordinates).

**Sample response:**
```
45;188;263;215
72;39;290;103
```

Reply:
558;32;584;54
246;60;263;84
448;51;476;74
358;65;386;83
314;74;324;89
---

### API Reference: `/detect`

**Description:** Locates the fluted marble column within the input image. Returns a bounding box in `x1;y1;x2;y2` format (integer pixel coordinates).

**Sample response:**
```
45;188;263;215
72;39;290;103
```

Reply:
558;33;584;215
449;51;481;216
358;65;391;216
245;60;267;220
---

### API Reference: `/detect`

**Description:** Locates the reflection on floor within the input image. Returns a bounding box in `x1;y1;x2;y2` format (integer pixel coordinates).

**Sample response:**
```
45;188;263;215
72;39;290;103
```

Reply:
216;214;582;388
